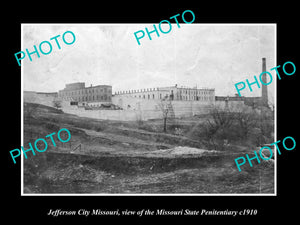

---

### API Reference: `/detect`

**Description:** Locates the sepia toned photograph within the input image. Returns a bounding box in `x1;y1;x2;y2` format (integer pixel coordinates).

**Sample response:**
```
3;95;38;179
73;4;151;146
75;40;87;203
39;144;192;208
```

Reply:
22;24;276;195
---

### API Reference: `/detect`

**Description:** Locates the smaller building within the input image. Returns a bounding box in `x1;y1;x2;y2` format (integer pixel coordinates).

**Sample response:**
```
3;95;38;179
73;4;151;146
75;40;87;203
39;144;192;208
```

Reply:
215;94;267;111
58;82;112;106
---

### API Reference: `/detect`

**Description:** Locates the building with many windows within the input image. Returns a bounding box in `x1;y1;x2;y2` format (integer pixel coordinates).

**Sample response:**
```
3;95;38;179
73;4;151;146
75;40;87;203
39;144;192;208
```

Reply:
114;85;215;103
58;82;112;105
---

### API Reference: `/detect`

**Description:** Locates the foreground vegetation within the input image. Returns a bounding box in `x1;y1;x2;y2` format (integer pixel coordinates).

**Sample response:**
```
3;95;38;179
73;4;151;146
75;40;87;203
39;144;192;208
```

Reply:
23;103;274;194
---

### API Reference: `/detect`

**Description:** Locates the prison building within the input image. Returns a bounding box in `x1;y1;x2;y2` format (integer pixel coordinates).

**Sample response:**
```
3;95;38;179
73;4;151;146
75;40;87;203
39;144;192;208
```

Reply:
114;85;215;103
58;82;112;105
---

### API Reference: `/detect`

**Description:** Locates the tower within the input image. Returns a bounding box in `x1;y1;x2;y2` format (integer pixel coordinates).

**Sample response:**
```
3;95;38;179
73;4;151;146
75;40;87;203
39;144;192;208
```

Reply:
261;58;268;107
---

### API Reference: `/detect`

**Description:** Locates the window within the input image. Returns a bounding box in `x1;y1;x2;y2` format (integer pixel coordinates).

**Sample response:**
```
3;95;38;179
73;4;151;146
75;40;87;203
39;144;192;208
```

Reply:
153;94;155;99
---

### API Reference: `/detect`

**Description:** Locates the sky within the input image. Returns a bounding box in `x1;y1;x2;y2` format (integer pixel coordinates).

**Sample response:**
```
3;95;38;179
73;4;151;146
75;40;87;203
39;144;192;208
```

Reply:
22;24;276;100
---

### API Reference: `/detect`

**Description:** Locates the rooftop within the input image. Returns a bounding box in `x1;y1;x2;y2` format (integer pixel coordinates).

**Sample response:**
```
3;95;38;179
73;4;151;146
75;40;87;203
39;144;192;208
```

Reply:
61;82;112;91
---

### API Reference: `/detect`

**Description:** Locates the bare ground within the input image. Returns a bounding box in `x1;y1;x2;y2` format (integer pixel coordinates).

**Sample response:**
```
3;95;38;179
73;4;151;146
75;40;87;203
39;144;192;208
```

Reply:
23;103;275;194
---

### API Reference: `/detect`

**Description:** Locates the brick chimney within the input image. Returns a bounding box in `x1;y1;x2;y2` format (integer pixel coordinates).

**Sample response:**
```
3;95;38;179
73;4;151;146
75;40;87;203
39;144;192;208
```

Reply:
261;58;268;106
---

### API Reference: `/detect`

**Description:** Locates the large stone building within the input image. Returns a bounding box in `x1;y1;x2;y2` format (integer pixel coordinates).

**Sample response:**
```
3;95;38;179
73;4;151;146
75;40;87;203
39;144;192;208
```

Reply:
114;85;215;103
58;82;112;105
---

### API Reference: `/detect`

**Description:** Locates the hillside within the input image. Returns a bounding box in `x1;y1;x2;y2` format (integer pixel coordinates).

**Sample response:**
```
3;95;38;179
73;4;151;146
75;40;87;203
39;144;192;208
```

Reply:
23;102;274;194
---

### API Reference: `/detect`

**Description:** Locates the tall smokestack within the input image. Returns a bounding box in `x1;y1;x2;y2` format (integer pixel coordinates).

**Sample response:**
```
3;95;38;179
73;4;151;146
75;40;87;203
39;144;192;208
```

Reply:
261;58;268;106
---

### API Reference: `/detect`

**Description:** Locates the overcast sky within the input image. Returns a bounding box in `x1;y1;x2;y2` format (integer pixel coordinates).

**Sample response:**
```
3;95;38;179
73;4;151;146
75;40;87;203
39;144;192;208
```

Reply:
22;24;275;100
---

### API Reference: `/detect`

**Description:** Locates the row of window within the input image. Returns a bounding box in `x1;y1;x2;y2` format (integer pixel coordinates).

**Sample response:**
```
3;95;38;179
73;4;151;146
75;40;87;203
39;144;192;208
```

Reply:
129;93;172;99
179;90;213;95
71;95;111;102
61;88;110;96
179;95;214;101
125;94;213;101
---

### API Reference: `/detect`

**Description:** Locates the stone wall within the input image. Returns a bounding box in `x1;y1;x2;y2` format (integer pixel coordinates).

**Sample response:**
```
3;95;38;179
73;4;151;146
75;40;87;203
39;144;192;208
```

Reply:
23;92;221;121
24;91;57;108
62;96;214;121
215;100;246;110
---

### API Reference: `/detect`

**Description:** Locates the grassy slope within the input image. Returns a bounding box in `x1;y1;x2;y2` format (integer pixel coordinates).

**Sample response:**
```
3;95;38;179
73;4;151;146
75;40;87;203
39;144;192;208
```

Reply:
23;103;274;194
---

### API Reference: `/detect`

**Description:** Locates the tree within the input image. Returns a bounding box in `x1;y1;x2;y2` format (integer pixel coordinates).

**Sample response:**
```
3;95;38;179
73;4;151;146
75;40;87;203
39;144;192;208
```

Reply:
207;106;235;130
256;106;274;146
203;106;235;150
157;99;172;132
53;99;62;109
235;106;258;139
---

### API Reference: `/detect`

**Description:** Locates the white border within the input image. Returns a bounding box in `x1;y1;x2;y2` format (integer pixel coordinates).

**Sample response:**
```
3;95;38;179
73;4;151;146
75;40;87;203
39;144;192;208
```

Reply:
21;23;277;196
274;24;277;196
21;23;24;194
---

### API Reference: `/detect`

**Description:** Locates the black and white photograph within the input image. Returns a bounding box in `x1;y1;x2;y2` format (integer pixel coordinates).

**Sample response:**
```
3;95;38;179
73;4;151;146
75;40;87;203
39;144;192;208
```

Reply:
4;5;298;224
21;24;276;195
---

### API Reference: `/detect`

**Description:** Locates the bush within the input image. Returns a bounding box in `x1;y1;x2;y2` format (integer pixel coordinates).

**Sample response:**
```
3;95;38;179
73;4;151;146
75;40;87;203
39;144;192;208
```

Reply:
197;106;274;150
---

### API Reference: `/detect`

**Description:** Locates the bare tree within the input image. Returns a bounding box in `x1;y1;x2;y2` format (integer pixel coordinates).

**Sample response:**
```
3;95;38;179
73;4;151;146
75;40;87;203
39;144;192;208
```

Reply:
235;106;258;139
203;106;235;150
209;106;235;128
203;119;219;149
135;110;144;128
267;92;275;113
256;106;274;146
157;99;173;132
